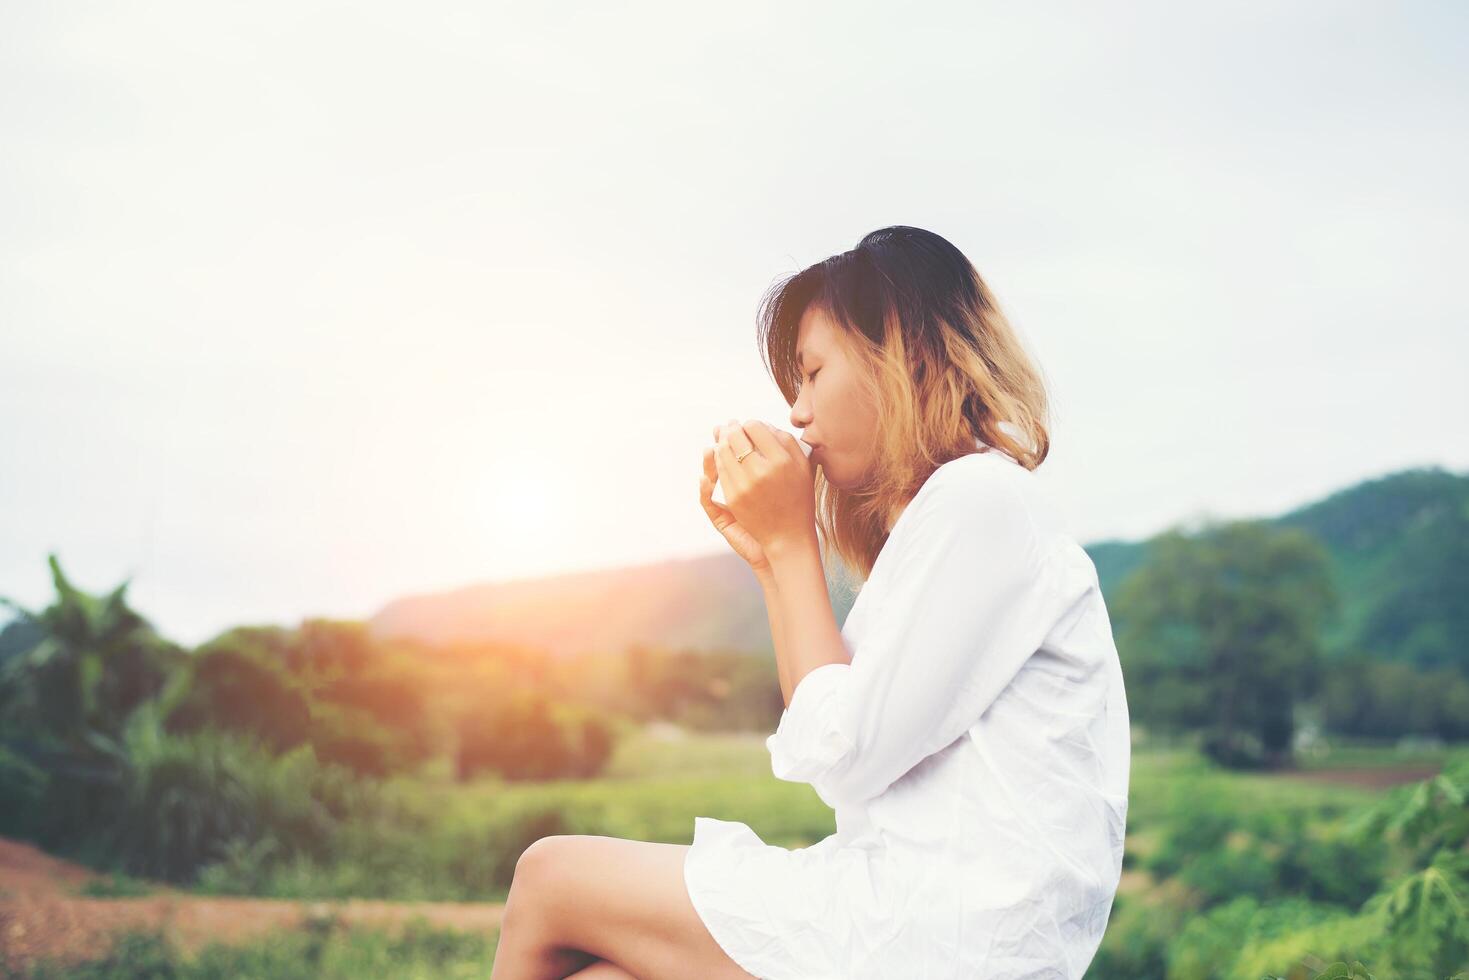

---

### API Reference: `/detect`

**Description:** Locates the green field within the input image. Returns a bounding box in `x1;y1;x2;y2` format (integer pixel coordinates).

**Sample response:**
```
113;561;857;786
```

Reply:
8;731;1467;980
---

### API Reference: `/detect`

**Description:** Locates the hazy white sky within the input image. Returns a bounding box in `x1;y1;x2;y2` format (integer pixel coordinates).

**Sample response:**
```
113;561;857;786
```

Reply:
4;1;1466;647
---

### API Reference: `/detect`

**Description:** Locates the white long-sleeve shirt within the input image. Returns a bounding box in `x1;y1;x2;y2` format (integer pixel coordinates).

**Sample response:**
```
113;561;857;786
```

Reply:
683;446;1132;979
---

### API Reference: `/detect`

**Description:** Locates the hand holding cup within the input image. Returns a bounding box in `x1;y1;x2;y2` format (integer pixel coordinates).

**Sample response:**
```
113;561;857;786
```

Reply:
698;418;816;572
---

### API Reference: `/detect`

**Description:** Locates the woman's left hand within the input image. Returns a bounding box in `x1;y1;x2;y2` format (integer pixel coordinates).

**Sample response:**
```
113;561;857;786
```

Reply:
713;418;817;554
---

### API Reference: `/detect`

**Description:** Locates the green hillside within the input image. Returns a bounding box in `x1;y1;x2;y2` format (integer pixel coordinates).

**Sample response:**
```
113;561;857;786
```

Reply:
1090;466;1469;676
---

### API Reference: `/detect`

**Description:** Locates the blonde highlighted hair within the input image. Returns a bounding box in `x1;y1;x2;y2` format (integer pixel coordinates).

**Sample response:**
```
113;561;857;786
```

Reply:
756;225;1052;584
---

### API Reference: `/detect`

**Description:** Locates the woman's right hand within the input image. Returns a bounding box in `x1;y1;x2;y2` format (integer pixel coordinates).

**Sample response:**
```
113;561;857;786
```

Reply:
699;421;771;576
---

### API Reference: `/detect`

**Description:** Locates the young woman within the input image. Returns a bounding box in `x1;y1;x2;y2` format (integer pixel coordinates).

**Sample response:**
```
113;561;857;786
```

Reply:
489;226;1131;980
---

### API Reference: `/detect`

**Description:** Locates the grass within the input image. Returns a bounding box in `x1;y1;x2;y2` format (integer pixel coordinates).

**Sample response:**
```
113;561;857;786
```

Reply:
75;872;156;899
7;917;500;980
160;727;840;903
171;729;1465;904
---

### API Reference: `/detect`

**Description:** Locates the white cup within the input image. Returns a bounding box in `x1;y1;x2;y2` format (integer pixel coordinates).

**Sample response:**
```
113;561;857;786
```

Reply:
710;421;814;507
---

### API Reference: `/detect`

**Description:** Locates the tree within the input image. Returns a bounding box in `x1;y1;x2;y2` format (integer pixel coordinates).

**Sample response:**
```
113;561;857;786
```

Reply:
0;553;188;844
163;643;314;752
0;553;186;761
1114;519;1336;768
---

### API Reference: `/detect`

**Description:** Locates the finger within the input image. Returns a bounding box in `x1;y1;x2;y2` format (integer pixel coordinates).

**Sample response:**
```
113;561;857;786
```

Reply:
742;420;785;461
700;480;739;537
711;420;734;460
751;420;805;463
699;472;730;521
769;424;806;461
700;469;728;505
714;432;747;498
722;421;759;464
708;420;734;480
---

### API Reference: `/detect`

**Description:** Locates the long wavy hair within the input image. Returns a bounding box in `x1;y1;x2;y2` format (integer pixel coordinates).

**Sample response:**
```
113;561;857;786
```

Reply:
757;225;1052;584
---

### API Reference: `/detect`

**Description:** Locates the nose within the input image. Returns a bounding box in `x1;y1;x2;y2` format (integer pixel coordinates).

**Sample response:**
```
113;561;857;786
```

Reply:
789;394;812;432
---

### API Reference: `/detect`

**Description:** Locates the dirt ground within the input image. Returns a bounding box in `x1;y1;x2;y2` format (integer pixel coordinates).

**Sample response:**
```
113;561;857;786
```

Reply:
0;837;506;973
1259;763;1443;789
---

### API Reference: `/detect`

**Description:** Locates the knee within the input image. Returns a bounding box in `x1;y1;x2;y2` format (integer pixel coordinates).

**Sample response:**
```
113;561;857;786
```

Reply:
509;834;580;902
515;835;566;877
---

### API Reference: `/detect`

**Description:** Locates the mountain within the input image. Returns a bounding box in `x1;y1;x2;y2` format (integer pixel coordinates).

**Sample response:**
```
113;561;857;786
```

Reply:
370;551;863;658
1276;466;1469;672
368;465;1469;673
1090;465;1469;674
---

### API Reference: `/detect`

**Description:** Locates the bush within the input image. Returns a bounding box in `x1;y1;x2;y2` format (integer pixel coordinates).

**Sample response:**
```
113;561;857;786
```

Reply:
100;708;362;884
455;692;617;782
115;726;273;881
1170;895;1369;980
163;645;313;753
0;744;48;838
77;871;155;898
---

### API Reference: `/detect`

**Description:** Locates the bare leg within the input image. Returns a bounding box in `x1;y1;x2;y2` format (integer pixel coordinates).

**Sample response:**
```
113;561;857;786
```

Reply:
488;834;758;980
565;961;639;980
490;860;600;980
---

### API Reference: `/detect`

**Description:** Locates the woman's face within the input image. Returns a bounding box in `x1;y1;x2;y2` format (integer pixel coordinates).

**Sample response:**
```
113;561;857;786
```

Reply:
789;305;881;491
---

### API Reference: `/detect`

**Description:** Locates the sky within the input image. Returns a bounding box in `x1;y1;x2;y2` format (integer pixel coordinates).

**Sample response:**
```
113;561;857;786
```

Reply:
3;1;1466;647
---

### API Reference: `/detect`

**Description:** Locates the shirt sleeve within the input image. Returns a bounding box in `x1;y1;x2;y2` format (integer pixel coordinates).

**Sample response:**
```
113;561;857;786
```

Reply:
764;459;1092;811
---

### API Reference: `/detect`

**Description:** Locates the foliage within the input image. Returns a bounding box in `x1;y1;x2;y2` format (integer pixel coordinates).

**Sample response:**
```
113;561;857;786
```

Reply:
1350;480;1469;675
1322;654;1469;740
0;744;48;838
455;690;618;781
6;918;496;979
76;871;155;898
1168;895;1359;979
1114;519;1336;768
0;555;186;753
4;545;1469;978
1097;753;1469;980
110;708;347;882
166;621;440;778
1094;467;1469;682
0;555;191;850
1342;756;1469;978
1141;771;1388;912
162;644;313;753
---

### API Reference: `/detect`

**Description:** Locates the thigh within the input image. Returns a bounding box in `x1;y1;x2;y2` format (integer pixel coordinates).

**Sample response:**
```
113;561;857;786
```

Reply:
517;834;760;980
